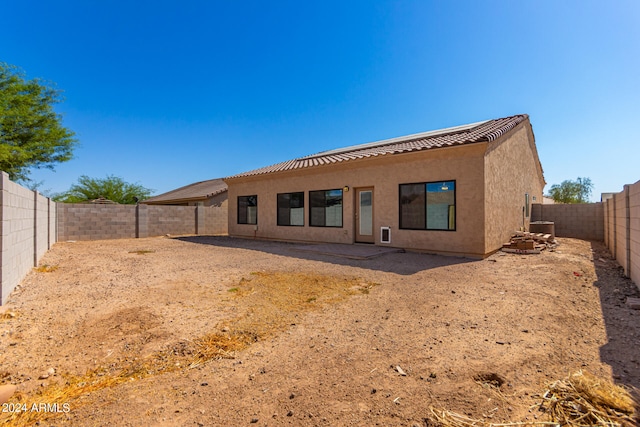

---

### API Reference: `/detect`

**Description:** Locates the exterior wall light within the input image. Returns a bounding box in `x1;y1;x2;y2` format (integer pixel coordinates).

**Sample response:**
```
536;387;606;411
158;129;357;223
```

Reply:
343;186;349;192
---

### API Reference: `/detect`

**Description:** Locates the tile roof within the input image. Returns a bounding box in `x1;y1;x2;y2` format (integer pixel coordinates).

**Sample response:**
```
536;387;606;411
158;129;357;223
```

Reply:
142;178;227;204
226;114;528;179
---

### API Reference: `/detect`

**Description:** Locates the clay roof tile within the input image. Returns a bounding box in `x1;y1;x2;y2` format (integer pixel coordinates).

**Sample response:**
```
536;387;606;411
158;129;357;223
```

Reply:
226;114;528;180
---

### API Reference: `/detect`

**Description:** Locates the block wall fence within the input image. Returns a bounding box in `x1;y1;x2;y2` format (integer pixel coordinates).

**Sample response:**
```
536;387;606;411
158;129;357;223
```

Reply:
1;172;56;305
603;180;640;288
0;173;228;305
56;202;227;241
532;179;640;290
531;202;604;240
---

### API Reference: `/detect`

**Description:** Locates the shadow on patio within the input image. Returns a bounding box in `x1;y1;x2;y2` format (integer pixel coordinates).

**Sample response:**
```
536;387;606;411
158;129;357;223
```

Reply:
174;235;475;275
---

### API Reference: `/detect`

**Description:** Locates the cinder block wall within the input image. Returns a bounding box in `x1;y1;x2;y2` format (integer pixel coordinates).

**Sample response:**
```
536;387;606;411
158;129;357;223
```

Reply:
57;203;228;241
604;198;614;251
630;182;640;287
147;205;197;236
0;172;56;305
614;190;629;274
36;196;52;261
604;181;640;289
57;204;137;241
531;202;604;240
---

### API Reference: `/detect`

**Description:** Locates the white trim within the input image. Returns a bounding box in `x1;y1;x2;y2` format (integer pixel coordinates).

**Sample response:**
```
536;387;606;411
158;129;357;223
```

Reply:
380;226;391;244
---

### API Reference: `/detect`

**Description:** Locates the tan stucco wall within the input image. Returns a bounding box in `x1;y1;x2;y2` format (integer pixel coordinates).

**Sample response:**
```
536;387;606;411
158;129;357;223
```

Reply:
483;121;545;253
227;144;490;257
204;192;227;208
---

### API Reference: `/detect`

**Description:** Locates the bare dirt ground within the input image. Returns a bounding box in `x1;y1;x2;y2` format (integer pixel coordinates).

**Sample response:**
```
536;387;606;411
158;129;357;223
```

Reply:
1;236;639;426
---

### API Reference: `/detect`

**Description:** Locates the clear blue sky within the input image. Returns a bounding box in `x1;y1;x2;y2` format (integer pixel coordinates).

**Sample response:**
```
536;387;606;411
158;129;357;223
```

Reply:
3;0;639;200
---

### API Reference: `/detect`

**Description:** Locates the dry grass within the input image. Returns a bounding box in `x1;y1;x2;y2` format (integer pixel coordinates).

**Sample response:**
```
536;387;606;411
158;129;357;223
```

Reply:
127;250;155;255
428;409;559;427
224;271;376;338
428;371;638;427
537;370;637;426
0;309;17;320
4;330;261;425
1;272;376;426
34;264;58;273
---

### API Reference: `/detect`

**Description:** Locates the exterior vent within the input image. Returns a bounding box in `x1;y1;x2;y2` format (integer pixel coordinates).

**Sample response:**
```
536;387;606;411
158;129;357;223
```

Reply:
380;227;391;244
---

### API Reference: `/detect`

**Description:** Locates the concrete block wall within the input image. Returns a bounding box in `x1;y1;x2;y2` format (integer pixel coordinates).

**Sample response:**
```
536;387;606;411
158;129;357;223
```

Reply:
604;180;640;290
57;203;228;241
614;190;629;274
630;181;640;287
35;194;51;262
147;205;197;236
0;172;56;305
604;197;615;252
531;202;604;240
57;204;137;241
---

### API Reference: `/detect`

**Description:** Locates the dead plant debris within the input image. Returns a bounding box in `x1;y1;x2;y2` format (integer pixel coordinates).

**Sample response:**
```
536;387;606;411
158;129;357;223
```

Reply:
427;408;558;427
428;371;638;427
537;370;637;427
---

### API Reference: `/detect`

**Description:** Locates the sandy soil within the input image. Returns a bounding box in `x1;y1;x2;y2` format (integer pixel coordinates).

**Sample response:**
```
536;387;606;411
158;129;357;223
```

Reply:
1;236;639;426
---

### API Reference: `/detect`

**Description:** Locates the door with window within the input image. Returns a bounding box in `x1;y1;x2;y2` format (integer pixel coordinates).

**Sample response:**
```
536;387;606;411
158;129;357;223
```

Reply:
355;187;374;243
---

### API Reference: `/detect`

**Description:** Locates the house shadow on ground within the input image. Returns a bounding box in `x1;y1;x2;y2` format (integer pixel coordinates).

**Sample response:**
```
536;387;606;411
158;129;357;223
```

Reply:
174;235;475;276
590;241;640;396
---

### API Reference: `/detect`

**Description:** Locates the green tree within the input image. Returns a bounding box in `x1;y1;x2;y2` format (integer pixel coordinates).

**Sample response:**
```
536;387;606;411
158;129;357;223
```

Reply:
0;62;77;183
53;175;153;204
547;177;594;203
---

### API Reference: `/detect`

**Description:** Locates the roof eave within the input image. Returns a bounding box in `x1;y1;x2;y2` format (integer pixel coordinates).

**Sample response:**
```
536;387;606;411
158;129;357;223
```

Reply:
142;188;228;204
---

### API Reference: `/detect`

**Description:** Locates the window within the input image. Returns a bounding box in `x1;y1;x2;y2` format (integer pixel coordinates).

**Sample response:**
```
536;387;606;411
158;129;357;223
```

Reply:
310;189;343;227
237;195;257;224
525;193;530;218
399;181;455;230
277;192;304;226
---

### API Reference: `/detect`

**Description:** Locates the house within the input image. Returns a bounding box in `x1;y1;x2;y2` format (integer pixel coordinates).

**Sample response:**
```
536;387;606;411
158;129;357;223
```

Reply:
142;178;228;207
224;114;545;257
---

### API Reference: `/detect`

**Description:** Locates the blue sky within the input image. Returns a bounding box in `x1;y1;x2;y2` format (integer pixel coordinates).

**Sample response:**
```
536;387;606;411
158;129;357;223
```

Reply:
3;0;639;200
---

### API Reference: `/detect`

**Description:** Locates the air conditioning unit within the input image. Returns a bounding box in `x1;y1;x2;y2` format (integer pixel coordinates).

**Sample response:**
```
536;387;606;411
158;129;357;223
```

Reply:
380;227;391;244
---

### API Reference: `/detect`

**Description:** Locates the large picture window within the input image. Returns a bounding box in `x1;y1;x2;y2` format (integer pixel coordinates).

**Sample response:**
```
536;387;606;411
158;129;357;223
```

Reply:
237;195;257;224
277;192;304;226
310;189;343;227
399;181;455;230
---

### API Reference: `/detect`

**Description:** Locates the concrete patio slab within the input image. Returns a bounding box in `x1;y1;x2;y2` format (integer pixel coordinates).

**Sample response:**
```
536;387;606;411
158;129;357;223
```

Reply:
289;243;404;260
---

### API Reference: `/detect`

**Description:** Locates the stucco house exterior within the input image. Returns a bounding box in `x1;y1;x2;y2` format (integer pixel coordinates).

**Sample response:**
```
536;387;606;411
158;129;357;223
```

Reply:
142;178;227;207
224;114;545;257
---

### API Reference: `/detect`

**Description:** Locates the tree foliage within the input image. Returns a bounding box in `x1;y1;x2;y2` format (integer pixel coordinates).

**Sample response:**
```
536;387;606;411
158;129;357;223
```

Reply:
547;177;593;204
53;175;153;204
0;62;77;182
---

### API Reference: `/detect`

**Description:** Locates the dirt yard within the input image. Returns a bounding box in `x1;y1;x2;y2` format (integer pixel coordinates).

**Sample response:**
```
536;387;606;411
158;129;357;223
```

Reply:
1;236;639;426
